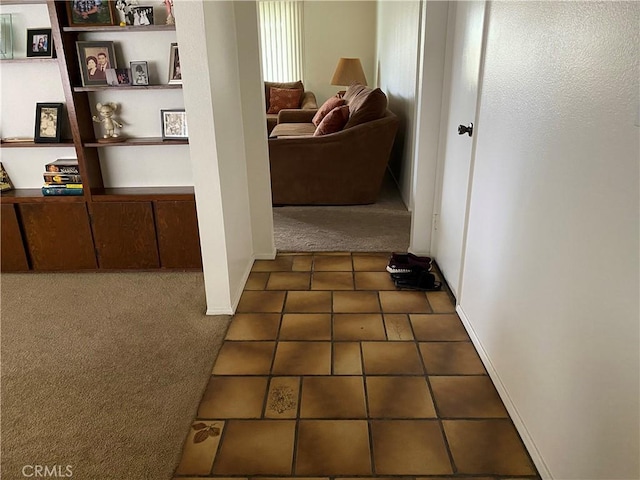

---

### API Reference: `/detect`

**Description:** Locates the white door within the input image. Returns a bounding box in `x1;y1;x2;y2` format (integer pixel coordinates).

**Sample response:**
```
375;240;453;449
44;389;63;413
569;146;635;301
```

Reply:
432;0;486;298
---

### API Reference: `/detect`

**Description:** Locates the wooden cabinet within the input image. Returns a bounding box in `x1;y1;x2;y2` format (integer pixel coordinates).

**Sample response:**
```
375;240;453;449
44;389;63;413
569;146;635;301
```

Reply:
155;200;202;269
1;204;29;272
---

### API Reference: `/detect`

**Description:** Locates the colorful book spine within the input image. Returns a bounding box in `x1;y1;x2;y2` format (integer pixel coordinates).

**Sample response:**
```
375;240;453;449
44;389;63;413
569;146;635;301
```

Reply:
41;185;84;196
45;165;80;174
43;173;82;184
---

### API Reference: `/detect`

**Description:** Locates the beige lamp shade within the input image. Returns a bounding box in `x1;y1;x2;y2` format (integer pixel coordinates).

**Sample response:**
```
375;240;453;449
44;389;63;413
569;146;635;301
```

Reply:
331;57;367;87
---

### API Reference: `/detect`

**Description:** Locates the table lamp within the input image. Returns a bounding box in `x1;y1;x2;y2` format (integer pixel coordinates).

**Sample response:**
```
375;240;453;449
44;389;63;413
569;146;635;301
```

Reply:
331;57;367;97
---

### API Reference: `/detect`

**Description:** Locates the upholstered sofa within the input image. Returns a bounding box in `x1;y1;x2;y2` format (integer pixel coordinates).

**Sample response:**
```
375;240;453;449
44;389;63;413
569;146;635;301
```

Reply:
264;81;317;135
268;84;399;205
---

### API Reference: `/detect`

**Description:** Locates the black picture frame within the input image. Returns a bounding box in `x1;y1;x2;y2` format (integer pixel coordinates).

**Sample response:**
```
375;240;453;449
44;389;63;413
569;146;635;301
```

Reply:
76;40;117;86
161;109;188;140
66;0;117;27
34;103;63;143
132;6;154;26
26;28;53;58
130;61;149;86
168;42;181;84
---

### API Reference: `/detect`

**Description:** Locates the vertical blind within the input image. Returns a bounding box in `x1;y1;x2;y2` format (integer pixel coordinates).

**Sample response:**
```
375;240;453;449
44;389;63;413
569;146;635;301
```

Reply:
258;1;304;83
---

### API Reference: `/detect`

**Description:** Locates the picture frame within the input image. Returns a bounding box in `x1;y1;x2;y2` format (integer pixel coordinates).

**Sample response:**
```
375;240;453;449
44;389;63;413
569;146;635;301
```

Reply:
26;28;53;58
0;14;14;60
161;109;188;140
76;41;117;86
132;6;154;26
130;61;149;86
34;103;63;143
168;43;181;84
66;0;117;27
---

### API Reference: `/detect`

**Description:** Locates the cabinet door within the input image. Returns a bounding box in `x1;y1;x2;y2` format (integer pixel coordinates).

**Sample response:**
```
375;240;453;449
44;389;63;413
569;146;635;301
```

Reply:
91;202;159;269
20;203;97;271
1;204;30;272
154;200;202;269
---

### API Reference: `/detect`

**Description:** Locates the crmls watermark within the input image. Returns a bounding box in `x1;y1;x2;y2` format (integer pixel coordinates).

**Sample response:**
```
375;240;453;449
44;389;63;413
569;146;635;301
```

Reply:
21;465;73;477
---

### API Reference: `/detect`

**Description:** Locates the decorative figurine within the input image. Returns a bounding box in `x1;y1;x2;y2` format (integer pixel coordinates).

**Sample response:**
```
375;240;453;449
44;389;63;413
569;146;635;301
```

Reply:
92;102;124;142
164;0;174;25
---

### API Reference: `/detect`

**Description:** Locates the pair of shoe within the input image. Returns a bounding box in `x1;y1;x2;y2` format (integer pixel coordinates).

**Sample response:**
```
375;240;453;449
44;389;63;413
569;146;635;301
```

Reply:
387;253;441;291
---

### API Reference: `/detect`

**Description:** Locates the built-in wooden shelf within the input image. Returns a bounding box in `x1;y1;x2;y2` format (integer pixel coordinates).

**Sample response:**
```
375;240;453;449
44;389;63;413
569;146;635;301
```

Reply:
84;137;188;147
63;24;175;33
0;0;46;5
0;188;85;203
73;84;182;92
0;57;57;63
91;186;195;202
1;140;75;148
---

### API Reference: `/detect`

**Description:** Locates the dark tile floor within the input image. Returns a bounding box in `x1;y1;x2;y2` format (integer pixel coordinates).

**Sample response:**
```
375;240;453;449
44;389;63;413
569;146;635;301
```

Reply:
174;253;540;479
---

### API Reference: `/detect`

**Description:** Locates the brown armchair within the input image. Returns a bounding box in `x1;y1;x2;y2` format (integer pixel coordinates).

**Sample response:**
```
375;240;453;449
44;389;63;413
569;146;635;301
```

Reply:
264;81;317;135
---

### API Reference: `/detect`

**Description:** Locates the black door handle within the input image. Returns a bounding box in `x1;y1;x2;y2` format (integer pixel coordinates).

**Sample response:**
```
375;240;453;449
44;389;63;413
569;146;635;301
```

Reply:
458;123;473;137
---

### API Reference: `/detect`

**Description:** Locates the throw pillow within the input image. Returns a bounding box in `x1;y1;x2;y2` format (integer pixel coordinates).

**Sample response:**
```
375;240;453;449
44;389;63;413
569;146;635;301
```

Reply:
312;96;346;126
344;86;387;129
267;87;303;114
314;105;350;136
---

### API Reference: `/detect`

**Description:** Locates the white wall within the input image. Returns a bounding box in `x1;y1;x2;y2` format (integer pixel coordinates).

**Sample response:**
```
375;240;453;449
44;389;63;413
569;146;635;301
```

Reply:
302;0;377;104
458;2;639;478
376;0;421;207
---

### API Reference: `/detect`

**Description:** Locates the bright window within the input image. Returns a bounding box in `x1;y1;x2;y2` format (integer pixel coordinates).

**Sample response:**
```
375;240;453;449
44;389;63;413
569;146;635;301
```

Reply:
258;1;304;82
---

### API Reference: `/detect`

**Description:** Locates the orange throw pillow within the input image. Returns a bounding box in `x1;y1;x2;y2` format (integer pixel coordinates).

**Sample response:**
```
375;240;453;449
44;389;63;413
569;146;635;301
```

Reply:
312;96;346;126
314;105;350;136
267;87;303;114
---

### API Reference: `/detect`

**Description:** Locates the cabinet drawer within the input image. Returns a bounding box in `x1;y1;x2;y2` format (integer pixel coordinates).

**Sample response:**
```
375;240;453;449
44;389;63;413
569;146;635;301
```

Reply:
1;204;30;272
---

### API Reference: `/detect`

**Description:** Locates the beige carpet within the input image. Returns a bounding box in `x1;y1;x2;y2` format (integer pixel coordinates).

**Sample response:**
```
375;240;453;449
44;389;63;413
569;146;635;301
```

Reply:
1;272;230;480
273;173;411;252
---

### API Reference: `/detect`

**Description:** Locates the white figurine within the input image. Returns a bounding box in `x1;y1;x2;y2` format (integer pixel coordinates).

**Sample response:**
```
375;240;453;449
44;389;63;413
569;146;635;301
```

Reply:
92;102;124;140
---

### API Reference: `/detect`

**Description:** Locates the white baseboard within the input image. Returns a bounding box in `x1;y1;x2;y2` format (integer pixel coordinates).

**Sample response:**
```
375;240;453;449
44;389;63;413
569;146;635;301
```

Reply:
229;257;255;313
206;307;234;315
456;304;553;480
254;250;276;260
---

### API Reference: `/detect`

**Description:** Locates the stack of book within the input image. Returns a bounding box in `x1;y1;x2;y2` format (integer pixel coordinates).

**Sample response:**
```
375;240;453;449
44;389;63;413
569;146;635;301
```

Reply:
42;159;83;196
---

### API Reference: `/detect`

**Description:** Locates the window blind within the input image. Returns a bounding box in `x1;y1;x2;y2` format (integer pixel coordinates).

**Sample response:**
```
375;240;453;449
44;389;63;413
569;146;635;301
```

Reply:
258;1;303;83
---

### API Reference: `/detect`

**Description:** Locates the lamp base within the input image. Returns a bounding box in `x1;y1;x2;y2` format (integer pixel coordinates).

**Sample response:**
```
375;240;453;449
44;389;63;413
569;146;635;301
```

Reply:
336;90;346;98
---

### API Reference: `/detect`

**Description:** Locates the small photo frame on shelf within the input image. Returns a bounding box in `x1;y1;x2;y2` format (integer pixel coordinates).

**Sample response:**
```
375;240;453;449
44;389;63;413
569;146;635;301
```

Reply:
76;41;117;86
168;42;181;84
0;14;14;60
0;162;14;192
34;103;63;143
161;109;188;140
66;0;117;27
26;28;54;58
130;61;149;85
132;6;154;26
106;68;131;86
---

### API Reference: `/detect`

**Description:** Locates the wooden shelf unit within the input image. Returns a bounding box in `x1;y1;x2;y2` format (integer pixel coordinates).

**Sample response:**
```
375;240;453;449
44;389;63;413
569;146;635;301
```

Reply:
1;1;201;272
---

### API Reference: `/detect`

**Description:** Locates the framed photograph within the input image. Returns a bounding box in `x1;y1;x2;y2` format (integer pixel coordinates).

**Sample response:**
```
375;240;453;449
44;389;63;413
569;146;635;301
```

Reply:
34;103;63;143
66;0;117;27
115;0;138;25
130;61;149;86
168;42;181;84
76;41;117;86
161;109;188;140
0;14;14;60
26;28;53;58
132;6;154;26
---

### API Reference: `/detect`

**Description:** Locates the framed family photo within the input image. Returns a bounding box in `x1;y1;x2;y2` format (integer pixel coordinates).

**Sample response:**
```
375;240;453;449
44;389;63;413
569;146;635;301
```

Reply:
34;103;63;143
66;0;117;27
168;43;181;84
130;61;149;85
161;109;187;140
76;41;117;86
26;28;53;58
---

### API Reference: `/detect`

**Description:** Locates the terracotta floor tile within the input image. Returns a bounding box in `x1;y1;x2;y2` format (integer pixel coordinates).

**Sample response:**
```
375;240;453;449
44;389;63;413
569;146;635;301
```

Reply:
379;291;432;313
245;272;269;290
383;314;414;340
312;272;354;290
212;420;296;475
333;342;362;375
370;420;452;475
443;420;536;475
265;376;301;419
300;376;367;418
272;341;331;375
410;314;469;341
197;376;268;419
362;342;424;374
426;291;456;313
419;342;486;375
296;420;372;475
236;291;285;313
212;342;275;375
366;376;436;418
225;313;281;341
252;256;294;272
333;291;380;313
266;272;311;290
333;313;387;340
430;376;508;418
284;291;332;313
292;255;313;271
354;271;396;290
313;255;353;271
352;253;390;271
279;314;331;340
175;420;225;475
